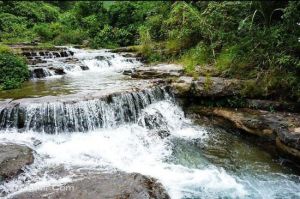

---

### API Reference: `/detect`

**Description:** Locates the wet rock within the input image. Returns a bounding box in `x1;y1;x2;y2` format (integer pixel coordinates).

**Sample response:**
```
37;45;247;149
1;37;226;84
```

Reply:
54;68;65;75
0;144;34;180
53;52;60;57
121;53;136;58
28;58;47;65
48;67;65;75
60;51;68;57
186;106;300;160
138;111;170;139
95;56;106;61
123;69;133;75
31;138;42;147
80;65;89;70
30;68;50;78
12;172;170;199
69;51;74;56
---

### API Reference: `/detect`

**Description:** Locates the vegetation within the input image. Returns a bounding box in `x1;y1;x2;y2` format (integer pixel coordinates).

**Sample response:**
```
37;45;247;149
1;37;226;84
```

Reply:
0;44;28;90
0;1;299;102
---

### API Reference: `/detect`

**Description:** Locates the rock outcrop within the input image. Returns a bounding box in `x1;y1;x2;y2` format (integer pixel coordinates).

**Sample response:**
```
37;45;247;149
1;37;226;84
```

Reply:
129;64;184;79
12;172;170;199
171;76;246;98
186;106;300;160
0;144;34;180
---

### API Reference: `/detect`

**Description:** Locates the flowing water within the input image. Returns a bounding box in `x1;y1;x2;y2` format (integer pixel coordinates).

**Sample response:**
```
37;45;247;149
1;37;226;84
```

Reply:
0;48;300;199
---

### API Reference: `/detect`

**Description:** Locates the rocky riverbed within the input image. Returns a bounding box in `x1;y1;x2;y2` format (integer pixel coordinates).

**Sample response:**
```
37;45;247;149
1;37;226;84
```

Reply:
1;46;300;199
125;63;300;162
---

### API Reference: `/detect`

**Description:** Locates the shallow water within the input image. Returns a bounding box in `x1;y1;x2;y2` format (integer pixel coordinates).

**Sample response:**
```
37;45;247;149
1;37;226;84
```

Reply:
0;48;300;199
0;48;144;99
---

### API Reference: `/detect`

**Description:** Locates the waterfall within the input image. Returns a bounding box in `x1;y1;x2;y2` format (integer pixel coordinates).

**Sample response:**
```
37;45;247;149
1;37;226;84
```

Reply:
2;47;300;199
0;87;171;134
26;48;142;79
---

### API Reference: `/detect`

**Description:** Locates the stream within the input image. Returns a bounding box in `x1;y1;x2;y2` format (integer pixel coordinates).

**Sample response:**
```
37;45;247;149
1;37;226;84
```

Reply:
0;48;300;199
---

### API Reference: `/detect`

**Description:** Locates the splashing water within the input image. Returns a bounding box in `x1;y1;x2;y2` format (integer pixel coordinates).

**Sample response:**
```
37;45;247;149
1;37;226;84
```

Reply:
1;48;300;199
1;100;300;198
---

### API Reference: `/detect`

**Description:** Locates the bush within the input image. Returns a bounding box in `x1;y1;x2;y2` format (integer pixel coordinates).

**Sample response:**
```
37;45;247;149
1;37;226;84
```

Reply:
180;43;210;75
215;45;239;71
33;22;63;42
0;13;35;43
0;52;29;90
0;44;13;54
53;29;87;45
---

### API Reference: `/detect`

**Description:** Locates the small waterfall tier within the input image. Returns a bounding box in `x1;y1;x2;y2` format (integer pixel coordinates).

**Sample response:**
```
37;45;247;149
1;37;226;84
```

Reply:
0;87;171;134
22;47;142;79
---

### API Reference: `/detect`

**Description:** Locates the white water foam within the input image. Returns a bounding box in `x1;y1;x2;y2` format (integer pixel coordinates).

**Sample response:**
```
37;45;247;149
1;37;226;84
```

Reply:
0;100;247;199
71;48;142;72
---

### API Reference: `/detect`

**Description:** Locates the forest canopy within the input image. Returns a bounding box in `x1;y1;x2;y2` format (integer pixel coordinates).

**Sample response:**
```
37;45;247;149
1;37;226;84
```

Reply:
0;1;299;101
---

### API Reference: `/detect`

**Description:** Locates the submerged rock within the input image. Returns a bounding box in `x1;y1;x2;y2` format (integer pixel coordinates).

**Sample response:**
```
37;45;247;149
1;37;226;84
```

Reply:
12;172;170;199
0;144;34;180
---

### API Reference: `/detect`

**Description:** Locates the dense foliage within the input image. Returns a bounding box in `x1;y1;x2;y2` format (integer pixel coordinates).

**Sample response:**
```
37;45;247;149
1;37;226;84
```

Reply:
0;45;29;90
0;1;299;101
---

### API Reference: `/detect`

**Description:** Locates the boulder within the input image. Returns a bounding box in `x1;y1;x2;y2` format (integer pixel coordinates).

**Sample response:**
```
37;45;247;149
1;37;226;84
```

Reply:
80;65;89;71
0;143;34;180
30;68;51;78
53;67;65;75
12;172;170;199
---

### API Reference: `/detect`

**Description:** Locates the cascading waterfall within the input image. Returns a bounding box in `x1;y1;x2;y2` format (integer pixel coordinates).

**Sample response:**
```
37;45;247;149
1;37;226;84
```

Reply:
0;87;169;134
1;47;300;199
26;47;141;79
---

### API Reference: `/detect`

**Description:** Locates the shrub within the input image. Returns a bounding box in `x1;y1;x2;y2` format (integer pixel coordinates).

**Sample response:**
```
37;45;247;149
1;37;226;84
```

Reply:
0;52;29;90
215;45;239;71
180;43;210;75
53;29;87;45
0;44;13;54
91;25;118;48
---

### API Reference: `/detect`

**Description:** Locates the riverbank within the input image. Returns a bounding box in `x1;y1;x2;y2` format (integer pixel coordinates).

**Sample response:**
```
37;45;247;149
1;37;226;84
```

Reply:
121;60;300;163
1;46;300;199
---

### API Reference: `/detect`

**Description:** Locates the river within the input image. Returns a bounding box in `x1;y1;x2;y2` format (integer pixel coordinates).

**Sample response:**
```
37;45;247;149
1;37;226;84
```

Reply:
0;48;299;198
